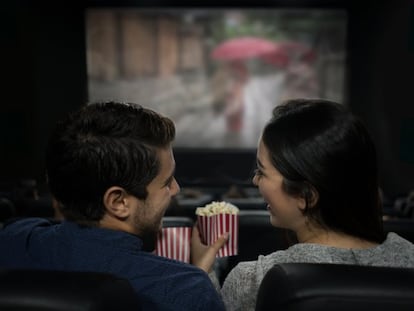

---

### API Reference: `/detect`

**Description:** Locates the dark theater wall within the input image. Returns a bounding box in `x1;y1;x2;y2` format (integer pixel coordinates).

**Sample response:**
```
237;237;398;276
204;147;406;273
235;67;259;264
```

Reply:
347;0;414;197
1;0;414;198
1;2;87;185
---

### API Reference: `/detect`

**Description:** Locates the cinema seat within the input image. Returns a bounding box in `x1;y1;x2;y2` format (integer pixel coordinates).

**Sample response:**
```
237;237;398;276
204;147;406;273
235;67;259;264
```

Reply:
162;216;194;228
256;263;414;311
0;269;141;310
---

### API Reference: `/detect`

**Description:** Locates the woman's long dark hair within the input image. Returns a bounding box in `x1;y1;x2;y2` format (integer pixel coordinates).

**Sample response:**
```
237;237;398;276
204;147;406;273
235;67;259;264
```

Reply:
262;99;384;243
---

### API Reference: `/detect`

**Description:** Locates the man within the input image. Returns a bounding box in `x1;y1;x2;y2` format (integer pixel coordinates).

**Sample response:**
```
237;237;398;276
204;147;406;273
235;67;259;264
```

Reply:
0;102;226;310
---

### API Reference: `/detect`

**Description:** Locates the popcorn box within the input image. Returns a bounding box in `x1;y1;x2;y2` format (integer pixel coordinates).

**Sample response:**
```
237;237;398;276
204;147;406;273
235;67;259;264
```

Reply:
196;201;239;257
154;227;192;263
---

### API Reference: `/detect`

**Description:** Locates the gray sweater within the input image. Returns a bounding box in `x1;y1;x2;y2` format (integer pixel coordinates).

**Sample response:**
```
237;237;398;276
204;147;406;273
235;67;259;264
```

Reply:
218;232;414;311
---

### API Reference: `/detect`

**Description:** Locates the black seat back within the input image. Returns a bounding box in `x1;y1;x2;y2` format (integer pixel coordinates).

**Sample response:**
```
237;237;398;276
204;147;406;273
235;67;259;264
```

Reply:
162;216;194;228
256;263;414;311
0;269;141;310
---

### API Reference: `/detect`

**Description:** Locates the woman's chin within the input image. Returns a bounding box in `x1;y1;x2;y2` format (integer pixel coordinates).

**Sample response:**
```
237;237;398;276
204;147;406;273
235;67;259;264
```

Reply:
270;216;284;228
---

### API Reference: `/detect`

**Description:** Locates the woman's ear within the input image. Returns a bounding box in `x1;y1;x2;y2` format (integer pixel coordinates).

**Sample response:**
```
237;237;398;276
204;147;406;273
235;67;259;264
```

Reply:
298;184;319;211
103;186;132;219
308;187;319;208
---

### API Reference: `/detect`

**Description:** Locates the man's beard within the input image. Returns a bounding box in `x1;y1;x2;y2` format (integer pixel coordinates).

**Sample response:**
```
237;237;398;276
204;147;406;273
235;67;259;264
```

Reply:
134;204;165;252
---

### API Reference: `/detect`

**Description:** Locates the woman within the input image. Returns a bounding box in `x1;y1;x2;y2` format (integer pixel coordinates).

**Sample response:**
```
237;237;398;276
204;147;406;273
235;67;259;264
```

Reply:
192;98;414;311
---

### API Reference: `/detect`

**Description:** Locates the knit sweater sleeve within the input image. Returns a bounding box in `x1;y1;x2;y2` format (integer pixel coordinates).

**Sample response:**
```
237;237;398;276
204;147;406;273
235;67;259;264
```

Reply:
219;246;314;311
219;234;414;311
220;259;267;311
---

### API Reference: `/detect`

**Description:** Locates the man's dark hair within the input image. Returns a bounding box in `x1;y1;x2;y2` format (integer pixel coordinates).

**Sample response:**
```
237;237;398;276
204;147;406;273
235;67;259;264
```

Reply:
46;102;175;223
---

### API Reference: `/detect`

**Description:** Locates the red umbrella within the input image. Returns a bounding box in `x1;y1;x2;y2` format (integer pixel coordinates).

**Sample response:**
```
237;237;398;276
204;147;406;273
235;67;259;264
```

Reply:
261;41;316;67
211;37;289;65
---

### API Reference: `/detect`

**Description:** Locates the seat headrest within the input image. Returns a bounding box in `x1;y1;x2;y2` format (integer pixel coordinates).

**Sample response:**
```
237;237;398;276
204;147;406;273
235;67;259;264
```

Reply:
256;263;414;311
0;269;141;310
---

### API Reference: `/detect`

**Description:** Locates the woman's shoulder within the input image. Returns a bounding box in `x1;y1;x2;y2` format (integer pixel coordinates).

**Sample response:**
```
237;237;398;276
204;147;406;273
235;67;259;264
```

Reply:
233;244;317;275
262;243;317;260
351;232;414;268
383;232;414;250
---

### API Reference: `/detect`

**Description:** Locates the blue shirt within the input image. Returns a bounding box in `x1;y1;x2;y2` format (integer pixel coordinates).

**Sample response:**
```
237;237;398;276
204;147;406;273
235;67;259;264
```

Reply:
0;218;225;311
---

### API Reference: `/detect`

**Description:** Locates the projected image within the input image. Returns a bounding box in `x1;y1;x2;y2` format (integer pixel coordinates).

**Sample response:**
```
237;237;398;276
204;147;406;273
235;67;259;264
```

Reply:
86;9;347;148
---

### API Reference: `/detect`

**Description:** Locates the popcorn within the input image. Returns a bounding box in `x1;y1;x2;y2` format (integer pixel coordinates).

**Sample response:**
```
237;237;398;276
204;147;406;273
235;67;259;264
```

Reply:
195;201;239;216
196;201;239;257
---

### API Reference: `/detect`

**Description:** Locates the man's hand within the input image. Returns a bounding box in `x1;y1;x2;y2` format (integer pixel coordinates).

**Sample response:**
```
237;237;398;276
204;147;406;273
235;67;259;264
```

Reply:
191;225;229;273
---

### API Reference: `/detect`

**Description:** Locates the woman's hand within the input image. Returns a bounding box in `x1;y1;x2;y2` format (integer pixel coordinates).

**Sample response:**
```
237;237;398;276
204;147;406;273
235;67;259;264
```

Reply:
191;225;229;273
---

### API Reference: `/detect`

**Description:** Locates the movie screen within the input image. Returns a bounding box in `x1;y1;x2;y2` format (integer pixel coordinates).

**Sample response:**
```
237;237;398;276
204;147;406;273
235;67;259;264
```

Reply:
86;9;347;149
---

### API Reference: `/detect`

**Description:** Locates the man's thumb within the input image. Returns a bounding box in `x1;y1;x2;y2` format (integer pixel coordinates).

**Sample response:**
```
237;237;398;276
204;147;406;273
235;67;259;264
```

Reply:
210;232;229;252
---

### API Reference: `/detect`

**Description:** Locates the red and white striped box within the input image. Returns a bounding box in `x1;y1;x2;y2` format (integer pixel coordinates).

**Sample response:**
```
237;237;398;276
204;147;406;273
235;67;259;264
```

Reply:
197;213;239;257
154;227;192;263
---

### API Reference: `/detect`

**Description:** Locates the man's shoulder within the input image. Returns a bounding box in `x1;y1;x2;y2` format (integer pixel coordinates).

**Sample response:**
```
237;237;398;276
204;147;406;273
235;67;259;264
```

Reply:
137;251;208;278
1;217;54;232
124;254;225;310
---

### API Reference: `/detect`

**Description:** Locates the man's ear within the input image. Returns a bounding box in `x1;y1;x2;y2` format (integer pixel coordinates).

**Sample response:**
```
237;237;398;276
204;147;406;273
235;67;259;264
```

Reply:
103;186;133;219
